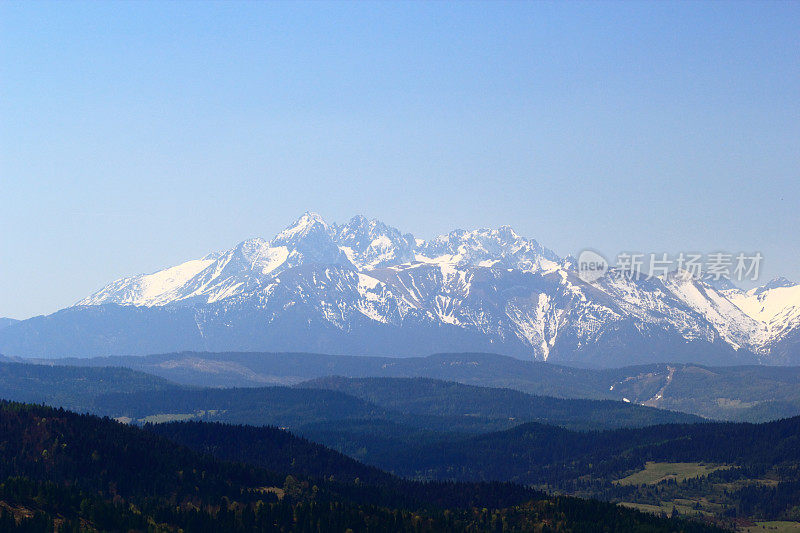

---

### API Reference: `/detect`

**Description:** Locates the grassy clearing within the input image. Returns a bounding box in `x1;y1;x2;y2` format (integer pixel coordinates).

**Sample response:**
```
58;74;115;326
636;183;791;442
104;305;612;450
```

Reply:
615;461;730;486
739;522;800;533
140;413;197;423
618;502;670;515
618;500;709;518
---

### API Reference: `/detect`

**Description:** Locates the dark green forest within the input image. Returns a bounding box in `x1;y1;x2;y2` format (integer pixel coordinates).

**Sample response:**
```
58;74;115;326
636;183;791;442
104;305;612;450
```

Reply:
0;401;725;532
26;351;800;422
2;359;800;529
151;414;800;525
0;361;702;432
297;376;704;430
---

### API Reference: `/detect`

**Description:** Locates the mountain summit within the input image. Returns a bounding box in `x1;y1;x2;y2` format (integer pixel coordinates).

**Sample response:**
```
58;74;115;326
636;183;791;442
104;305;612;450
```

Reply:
1;213;798;365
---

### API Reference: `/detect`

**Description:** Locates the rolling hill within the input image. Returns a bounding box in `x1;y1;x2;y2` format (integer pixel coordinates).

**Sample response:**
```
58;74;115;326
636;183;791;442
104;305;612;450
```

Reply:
297;376;703;431
0;400;722;532
23;351;800;422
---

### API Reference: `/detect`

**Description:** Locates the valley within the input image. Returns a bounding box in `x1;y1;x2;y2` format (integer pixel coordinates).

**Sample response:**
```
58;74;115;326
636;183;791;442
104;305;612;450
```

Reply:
10;350;800;421
5;2;798;530
2;354;800;530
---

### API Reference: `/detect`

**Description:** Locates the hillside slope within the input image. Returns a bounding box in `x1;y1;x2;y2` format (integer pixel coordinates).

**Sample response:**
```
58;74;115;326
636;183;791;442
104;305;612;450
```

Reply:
297;376;703;431
0;401;722;532
30;351;800;422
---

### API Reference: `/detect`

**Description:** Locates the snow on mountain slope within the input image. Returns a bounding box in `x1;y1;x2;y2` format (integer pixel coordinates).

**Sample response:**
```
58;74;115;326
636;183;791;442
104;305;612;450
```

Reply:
271;212;352;268
78;213;346;308
29;212;798;364
724;279;800;351
726;279;800;323
588;271;724;345
660;270;764;351
333;215;416;270
77;254;221;306
416;226;560;272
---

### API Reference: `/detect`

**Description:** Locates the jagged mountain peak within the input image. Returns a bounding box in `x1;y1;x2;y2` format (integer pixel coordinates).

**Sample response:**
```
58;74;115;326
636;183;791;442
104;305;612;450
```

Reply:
265;212;351;268
700;274;740;292
271;212;330;247
496;224;522;240
417;225;560;272
335;214;400;237
333;215;416;270
45;212;800;365
342;214;372;228
753;277;796;295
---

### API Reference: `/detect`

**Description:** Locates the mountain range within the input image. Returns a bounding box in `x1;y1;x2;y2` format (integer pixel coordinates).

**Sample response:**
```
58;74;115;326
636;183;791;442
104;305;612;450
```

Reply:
1;212;798;366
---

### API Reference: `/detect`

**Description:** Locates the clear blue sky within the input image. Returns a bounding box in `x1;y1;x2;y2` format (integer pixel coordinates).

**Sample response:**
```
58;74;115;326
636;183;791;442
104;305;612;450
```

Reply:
2;1;798;319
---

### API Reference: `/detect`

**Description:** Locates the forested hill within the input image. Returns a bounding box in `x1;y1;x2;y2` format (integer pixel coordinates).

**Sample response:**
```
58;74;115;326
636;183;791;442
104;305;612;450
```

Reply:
297;414;800;524
148;420;394;486
0;360;705;436
362;415;800;485
96;386;388;427
94;377;702;434
0;401;724;532
143;414;800;528
0;361;180;412
298;376;703;430
32;351;800;422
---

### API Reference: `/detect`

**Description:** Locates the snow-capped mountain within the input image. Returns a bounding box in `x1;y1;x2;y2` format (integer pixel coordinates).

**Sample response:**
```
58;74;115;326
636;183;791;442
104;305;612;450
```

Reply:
1;212;798;365
720;279;800;363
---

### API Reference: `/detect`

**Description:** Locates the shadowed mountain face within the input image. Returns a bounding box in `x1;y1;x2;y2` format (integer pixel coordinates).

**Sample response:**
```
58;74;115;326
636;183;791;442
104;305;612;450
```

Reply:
1;213;798;366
